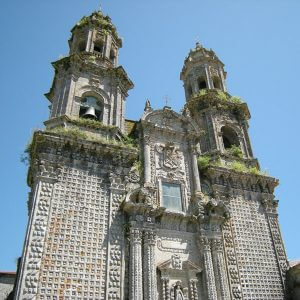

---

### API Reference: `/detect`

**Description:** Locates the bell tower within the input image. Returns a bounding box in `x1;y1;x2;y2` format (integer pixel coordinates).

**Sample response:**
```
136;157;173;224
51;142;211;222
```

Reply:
45;11;133;133
180;43;288;299
180;42;227;100
181;42;254;165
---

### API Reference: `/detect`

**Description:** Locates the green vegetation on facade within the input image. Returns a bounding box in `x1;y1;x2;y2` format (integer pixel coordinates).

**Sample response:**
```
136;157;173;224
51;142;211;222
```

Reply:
226;145;243;158
191;89;243;104
21;125;139;166
197;154;266;176
69;117;118;132
76;12;121;43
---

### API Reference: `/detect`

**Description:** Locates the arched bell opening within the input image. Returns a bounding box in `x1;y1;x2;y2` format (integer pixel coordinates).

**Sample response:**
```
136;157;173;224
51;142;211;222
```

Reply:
198;77;207;90
93;40;104;54
79;96;103;121
221;126;240;150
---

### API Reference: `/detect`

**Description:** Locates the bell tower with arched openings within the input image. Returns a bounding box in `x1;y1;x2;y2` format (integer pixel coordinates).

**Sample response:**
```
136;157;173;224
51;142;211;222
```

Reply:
45;10;133;134
180;43;288;299
181;42;254;164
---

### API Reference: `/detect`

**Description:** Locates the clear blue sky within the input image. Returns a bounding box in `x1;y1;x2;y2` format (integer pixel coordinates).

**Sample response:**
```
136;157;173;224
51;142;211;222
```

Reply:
0;0;299;270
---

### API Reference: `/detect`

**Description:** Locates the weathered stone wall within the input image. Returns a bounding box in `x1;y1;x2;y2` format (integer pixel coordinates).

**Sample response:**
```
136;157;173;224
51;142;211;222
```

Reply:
15;132;137;300
0;273;15;300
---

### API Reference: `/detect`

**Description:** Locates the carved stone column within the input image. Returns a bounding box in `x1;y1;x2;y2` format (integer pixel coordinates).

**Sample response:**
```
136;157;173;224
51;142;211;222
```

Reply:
143;230;157;300
211;238;231;300
129;227;143;300
199;237;218;300
143;138;151;184
189;279;199;300
161;277;170;300
190;145;201;192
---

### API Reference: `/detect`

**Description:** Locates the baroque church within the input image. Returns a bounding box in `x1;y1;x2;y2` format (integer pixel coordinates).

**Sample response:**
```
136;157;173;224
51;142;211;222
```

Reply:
12;10;295;300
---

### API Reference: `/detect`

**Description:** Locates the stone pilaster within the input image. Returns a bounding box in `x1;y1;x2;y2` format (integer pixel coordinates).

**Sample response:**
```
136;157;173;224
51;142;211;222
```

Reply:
190;145;201;192
211;238;231;300
222;220;243;299
161;277;170;300
15;160;60;299
262;197;288;290
143;137;151;184
199;237;218;300
129;227;143;300
189;279;199;300
143;230;157;300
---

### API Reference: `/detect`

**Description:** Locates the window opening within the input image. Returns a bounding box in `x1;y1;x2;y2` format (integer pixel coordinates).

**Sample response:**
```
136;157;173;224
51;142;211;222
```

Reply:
161;182;182;212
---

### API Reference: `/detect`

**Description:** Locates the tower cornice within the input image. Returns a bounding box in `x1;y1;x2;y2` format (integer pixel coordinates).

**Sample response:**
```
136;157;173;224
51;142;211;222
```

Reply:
45;53;133;103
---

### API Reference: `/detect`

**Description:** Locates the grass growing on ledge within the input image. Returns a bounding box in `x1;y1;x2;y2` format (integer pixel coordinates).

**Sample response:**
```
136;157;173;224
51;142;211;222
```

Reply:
218;160;266;176
69;117;118;131
197;154;267;176
191;89;244;105
46;127;138;150
226;145;243;158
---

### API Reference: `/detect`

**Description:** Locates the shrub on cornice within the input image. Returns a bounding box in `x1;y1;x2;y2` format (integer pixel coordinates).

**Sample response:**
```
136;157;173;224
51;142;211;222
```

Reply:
230;96;243;104
226;160;266;176
226;145;243;158
197;155;211;170
217;91;228;102
198;89;207;96
20;140;33;165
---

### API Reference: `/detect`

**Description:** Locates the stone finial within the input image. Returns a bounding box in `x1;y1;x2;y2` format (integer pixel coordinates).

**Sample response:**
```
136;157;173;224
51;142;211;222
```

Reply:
144;99;152;112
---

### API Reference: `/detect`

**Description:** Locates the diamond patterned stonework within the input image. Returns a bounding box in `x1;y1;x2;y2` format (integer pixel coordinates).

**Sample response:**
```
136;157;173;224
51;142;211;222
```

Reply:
14;10;291;300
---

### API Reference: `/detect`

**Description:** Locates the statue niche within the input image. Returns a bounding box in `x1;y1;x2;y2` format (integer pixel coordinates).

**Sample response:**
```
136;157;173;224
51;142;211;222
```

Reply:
158;255;201;300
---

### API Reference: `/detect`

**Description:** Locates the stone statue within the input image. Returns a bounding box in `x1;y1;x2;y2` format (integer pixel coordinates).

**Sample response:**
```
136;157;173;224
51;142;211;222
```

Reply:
175;285;184;300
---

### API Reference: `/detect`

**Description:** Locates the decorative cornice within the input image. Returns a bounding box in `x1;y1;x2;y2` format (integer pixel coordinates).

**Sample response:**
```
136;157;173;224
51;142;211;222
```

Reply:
186;89;250;120
206;165;279;193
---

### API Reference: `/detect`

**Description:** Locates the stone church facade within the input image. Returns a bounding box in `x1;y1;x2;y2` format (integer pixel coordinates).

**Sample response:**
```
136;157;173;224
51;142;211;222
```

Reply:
14;11;289;300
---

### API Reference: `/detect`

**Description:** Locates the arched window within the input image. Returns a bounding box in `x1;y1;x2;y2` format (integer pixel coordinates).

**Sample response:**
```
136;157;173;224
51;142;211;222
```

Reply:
78;41;86;52
94;41;104;53
221;126;239;149
198;77;207;90
79;96;103;121
212;77;221;89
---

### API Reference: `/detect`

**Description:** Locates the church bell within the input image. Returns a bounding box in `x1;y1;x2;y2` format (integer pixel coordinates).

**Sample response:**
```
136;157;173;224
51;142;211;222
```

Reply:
82;107;97;120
